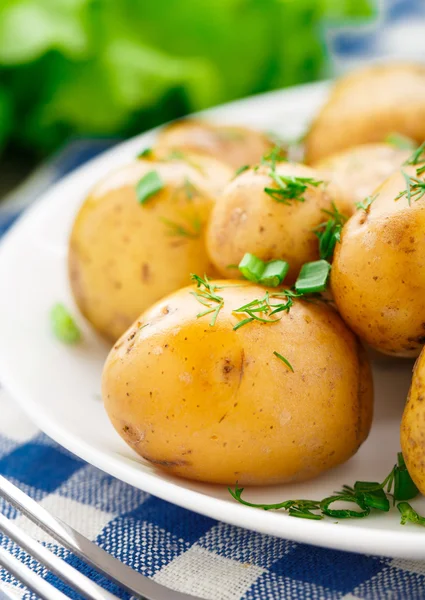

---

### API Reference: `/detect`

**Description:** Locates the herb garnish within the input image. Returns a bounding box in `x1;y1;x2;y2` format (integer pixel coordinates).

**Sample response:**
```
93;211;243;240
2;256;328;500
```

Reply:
234;165;250;176
190;274;224;326
229;452;423;526
50;303;81;344
395;171;425;206
314;203;347;260
238;253;289;287
356;194;378;212
403;141;425;166
273;351;294;372
137;147;153;158
161;214;202;239
260;147;321;204
136;170;163;204
295;260;331;294
385;133;416;150
232;289;300;331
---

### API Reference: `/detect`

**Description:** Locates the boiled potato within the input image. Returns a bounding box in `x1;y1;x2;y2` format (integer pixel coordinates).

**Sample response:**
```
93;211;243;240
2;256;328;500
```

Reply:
143;150;232;197
305;63;425;164
314;143;411;214
102;281;373;485
206;162;348;283
331;164;425;357
155;119;274;169
401;348;425;495
69;158;228;341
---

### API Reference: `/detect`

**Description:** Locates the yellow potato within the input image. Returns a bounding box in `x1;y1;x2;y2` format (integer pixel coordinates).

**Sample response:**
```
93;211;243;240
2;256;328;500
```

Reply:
305;63;425;164
331;164;425;357
102;281;373;485
155;119;274;169
401;348;425;495
206;162;347;283
69;158;228;341
314;143;411;214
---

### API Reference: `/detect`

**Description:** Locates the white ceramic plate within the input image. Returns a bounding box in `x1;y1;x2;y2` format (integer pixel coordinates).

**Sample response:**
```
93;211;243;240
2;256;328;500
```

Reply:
0;81;423;559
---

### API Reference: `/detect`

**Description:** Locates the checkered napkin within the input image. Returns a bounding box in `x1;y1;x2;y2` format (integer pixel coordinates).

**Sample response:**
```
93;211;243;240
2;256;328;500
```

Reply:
2;141;425;600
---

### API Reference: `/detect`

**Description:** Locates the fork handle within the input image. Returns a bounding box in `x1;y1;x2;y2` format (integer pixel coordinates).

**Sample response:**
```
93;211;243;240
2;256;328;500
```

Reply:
0;475;198;600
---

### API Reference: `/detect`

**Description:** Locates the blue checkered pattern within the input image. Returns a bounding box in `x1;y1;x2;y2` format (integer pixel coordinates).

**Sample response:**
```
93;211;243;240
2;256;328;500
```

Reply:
1;392;425;600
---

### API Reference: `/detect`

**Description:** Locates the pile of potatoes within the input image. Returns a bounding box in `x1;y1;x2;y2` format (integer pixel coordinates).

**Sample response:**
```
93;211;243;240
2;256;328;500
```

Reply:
69;62;425;490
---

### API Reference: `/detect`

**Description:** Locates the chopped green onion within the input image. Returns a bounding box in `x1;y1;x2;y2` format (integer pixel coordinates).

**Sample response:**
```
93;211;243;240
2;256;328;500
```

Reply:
137;147;153;158
136;171;163;204
295;260;331;294
260;260;289;287
314;203;347;260
385;133;416;150
273;351;294;372
393;452;419;501
354;481;390;512
50;303;81;344
238;253;265;283
238;253;289;287
398;502;425;527
235;165;250;176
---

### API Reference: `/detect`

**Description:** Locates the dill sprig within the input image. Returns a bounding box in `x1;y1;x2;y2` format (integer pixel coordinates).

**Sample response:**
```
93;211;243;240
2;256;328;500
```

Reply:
190;274;224;326
356;194;378;212
232;289;300;331
161;214;202;239
395;171;425;206
404;141;425;166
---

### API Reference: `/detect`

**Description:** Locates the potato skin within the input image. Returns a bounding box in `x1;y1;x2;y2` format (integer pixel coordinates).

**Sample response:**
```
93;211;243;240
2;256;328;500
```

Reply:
206;162;345;282
401;349;425;495
314;143;411;214
305;63;425;164
155;119;273;169
331;165;425;357
69;159;221;341
102;282;373;485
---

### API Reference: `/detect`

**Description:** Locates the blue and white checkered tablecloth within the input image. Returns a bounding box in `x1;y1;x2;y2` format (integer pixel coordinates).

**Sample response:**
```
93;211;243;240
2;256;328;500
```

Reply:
2;128;425;599
1;390;425;600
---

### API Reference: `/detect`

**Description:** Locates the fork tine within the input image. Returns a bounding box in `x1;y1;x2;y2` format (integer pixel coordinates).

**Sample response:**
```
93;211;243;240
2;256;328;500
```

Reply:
0;545;69;600
0;512;119;600
0;475;198;600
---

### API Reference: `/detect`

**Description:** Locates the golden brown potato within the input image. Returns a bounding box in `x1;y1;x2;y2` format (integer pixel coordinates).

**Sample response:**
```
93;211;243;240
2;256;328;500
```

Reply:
155;119;274;169
143;150;232;197
102;281;373;485
69;159;225;341
305;63;425;164
401;349;425;495
314;143;411;214
331;164;425;357
206;162;347;283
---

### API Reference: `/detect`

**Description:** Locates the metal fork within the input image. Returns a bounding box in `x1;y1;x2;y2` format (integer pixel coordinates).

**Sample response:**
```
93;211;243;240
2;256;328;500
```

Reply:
0;474;199;600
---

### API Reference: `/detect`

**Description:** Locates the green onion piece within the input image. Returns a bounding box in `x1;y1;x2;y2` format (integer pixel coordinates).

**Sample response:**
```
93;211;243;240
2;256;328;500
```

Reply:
238;253;265;283
394;452;419;501
136;171;163;204
137;147;153;158
235;165;250;176
397;502;425;526
295;260;331;294
260;260;289;287
385;133;416;150
320;495;370;519
287;508;322;520
50;303;81;344
273;351;294;372
354;481;390;512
